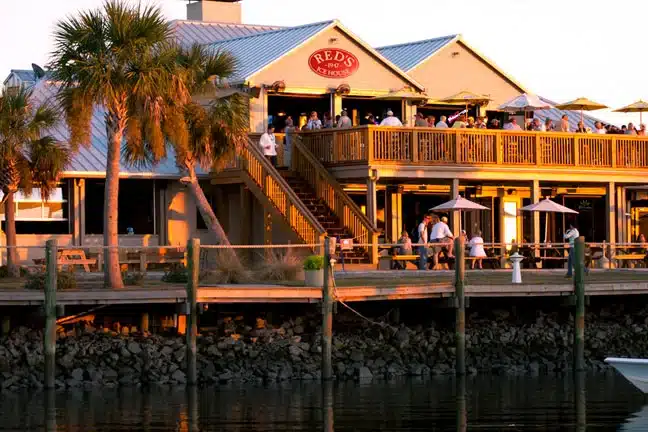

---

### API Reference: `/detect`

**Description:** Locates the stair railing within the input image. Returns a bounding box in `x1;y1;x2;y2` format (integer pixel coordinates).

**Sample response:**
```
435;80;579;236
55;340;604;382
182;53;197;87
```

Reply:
241;136;326;249
292;135;379;263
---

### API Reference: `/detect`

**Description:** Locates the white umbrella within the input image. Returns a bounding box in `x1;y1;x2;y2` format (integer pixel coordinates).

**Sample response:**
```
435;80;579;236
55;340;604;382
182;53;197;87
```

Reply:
430;195;490;232
498;94;554;126
521;198;578;244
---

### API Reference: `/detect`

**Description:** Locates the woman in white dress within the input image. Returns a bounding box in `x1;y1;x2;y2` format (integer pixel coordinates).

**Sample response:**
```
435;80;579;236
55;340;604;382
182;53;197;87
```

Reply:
468;230;487;269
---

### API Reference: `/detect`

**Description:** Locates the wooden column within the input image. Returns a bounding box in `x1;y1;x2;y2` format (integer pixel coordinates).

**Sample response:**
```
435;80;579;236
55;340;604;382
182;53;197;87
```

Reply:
531;180;541;259
573;237;586;372
451;179;460;236
366;176;377;228
616;186;626;244
321;237;333;381
454;236;466;376
240;185;252;245
606;182;616;246
498;189;507;268
44;239;57;389
186;238;199;385
387;186;403;243
140;313;149;334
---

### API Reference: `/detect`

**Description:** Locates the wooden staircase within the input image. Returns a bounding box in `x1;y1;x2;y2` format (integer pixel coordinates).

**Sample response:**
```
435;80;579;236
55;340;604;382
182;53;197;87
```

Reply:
277;168;368;263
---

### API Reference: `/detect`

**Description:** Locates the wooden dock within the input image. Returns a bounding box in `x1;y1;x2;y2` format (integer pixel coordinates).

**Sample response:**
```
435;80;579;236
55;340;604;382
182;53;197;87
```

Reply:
2;269;648;306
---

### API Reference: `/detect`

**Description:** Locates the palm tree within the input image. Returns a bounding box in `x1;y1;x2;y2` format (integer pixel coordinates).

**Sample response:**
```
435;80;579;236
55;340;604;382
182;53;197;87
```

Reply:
0;86;70;277
125;45;248;256
48;1;192;288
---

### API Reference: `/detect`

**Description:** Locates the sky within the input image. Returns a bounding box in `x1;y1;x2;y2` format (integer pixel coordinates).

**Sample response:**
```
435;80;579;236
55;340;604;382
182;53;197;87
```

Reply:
0;0;645;125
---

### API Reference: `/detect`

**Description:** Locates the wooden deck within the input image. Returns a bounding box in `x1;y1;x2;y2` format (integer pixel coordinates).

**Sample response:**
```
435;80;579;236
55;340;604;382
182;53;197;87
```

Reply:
1;270;648;305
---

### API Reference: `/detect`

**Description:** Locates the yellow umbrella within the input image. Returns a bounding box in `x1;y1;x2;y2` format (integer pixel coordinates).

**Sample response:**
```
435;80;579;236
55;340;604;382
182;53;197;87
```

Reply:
555;97;608;124
439;91;492;120
374;88;429;102
614;100;648;125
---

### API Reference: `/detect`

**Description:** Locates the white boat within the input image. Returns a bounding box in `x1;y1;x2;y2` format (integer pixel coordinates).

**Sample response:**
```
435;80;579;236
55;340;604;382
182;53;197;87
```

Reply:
605;357;648;393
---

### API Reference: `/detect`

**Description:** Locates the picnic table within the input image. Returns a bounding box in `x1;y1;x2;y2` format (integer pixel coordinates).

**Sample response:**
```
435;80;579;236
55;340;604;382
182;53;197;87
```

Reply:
33;249;97;272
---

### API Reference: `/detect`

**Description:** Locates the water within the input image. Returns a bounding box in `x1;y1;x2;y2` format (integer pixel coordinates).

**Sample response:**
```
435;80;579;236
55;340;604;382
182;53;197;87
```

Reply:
0;373;646;431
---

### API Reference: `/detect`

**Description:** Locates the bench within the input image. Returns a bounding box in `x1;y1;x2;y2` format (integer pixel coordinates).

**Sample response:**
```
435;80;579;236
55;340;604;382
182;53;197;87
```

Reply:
33;249;97;272
615;253;647;268
119;250;185;272
378;254;419;270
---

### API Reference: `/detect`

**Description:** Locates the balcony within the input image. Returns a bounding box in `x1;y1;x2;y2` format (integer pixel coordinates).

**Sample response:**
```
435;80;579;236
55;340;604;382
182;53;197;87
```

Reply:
300;126;648;182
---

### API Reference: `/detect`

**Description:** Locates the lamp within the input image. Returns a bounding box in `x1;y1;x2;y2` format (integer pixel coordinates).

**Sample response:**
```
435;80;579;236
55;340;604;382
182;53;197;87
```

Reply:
335;84;351;95
267;81;285;92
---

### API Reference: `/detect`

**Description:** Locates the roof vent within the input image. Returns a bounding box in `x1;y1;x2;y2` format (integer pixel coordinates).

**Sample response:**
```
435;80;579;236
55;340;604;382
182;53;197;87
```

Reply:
186;0;242;24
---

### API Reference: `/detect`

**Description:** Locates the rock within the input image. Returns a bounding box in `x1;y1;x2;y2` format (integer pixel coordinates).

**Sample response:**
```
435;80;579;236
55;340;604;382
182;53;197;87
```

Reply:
288;345;302;357
103;368;118;381
71;368;85;381
128;342;142;355
219;371;233;382
394;328;410;346
171;370;186;383
279;364;293;381
357;366;373;380
350;350;364;362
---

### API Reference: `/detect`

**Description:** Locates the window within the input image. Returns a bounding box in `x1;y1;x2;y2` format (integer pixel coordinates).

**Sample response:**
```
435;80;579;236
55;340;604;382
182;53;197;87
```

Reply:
0;187;70;234
503;201;518;249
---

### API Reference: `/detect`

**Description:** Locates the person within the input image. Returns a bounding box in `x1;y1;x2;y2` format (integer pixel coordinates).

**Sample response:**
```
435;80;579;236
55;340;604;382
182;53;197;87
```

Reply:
503;117;522;131
627;123;638;135
427;115;436;128
414;112;428;127
488;118;501;129
531;118;545;131
475;116;487;129
564;223;580;278
305;111;322;130
560;114;570;132
284;116;295;167
468;230;486;269
417;214;431;270
639;124;647;136
394;230;414;270
259;125;277;166
575;121;587;133
380;110;403;126
452;114;467;128
594;121;606;134
544;118;555;132
322;112;334;129
466;116;475;128
430;215;455;260
337;110;352;128
435;116;449;128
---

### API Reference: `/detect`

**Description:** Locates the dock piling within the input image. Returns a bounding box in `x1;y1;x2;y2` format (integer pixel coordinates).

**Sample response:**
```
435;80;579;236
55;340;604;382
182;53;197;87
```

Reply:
321;237;333;381
573;236;586;372
186;238;200;385
140;312;149;334
2;316;9;335
44;239;57;389
454;236;466;376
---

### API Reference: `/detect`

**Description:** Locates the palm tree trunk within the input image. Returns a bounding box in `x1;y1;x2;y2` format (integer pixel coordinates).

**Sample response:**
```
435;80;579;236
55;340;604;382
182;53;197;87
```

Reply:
185;164;240;266
104;120;124;289
4;192;18;277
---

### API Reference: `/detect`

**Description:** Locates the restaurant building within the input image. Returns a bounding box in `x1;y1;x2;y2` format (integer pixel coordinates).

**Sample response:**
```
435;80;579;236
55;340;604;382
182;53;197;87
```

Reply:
3;0;648;264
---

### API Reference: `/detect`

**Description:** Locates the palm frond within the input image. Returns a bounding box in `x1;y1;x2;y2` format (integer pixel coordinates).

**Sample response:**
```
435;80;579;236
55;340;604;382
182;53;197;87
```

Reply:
23;136;71;200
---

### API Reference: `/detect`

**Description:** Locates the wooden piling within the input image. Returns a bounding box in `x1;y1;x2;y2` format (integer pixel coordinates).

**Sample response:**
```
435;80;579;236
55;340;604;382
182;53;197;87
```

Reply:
575;371;587;431
321;237;333;381
44;239;57;389
2;316;9;335
140;312;149;334
456;374;467;432
44;389;56;432
573;236;586;372
186;238;200;385
323;380;334;432
454;236;466;376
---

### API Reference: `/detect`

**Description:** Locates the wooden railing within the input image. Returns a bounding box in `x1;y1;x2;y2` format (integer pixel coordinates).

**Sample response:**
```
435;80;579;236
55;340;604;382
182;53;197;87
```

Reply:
291;136;379;263
300;126;648;169
240;136;326;248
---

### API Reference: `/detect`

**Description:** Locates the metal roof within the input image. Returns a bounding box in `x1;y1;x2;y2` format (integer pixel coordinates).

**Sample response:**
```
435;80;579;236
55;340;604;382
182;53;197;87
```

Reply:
31;80;198;178
3;69;37;85
377;35;458;71
208;20;334;81
170;20;281;47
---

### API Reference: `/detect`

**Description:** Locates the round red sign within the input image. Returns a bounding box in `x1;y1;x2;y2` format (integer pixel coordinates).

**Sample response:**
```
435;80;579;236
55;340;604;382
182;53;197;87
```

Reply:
308;48;359;79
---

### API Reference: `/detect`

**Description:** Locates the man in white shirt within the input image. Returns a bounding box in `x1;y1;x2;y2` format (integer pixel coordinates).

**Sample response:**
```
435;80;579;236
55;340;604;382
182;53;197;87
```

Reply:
305;111;322;130
259;125;277;166
417;214;431;270
380;110;403;127
337;110;352;128
435;116;449;128
564;223;580;277
503;118;522;131
430;216;454;258
594;121;606;134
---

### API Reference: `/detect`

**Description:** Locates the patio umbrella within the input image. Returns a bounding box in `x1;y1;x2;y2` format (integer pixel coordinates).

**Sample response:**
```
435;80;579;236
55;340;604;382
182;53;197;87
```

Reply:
555;97;608;125
429;195;490;232
374;88;429;102
498;93;554;125
614;100;648;125
521;198;578;243
439;91;492;121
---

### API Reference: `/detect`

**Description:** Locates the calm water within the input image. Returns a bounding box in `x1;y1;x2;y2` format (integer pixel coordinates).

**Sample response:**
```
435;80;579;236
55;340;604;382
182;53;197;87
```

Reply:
1;372;647;431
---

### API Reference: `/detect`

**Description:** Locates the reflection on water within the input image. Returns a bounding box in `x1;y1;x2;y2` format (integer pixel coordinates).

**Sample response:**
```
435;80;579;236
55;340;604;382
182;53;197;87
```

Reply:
0;372;646;431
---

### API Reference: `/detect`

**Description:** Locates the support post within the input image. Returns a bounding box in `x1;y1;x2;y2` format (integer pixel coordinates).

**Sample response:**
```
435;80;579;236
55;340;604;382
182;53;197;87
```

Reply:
366;176;377;228
140;312;149;334
44;239;57;389
186;238;200;385
321;237;333;381
573;236;585;372
323;380;334;432
1;316;9;335
451;179;460;236
575;371;586;431
531;180;541;260
606;182;616;246
456;374;467;432
454;236;466;376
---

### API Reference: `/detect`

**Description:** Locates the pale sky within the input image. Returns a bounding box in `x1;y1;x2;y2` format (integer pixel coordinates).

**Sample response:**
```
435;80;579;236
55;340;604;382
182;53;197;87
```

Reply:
1;0;645;125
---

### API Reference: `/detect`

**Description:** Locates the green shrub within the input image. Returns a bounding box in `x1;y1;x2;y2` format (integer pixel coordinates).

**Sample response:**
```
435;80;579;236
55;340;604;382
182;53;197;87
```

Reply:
123;271;144;286
0;265;29;278
24;271;76;290
162;265;189;283
256;250;302;282
303;255;324;271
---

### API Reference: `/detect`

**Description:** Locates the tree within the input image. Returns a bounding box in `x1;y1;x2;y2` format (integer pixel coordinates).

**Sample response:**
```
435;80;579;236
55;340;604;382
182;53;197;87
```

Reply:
125;45;248;254
49;1;191;288
0;86;70;276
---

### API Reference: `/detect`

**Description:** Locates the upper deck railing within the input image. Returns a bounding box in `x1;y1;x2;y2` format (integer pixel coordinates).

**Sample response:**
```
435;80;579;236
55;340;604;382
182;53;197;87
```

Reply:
300;125;648;169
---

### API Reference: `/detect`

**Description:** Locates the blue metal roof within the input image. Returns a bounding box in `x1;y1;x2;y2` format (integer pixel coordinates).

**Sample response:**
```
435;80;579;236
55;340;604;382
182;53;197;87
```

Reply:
377;35;457;71
208;20;334;81
3;69;37;86
171;20;281;47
